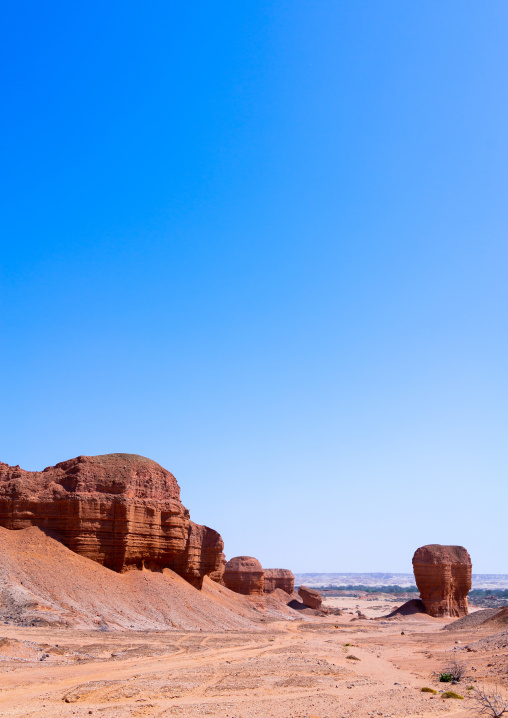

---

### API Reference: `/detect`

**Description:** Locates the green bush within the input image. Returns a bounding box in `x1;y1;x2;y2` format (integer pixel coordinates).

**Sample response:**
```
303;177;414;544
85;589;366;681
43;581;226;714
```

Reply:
437;657;467;683
441;691;464;699
439;673;454;682
421;687;437;694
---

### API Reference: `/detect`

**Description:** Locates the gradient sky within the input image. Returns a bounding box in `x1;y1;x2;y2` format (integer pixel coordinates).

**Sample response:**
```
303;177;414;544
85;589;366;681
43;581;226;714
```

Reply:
2;2;507;574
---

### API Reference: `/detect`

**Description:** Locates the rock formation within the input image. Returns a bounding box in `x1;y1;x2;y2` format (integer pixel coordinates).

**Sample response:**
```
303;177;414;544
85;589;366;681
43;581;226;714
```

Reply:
0;454;225;589
263;569;294;595
223;556;264;595
298;585;322;610
166;521;225;588
412;544;471;617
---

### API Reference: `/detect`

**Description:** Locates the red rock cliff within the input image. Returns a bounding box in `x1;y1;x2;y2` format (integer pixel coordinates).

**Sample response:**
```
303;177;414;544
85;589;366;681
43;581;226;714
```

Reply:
0;454;224;588
167;520;225;588
263;569;294;594
412;544;471;617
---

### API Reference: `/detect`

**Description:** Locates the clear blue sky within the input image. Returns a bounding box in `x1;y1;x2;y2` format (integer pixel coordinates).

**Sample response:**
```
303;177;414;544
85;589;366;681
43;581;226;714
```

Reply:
1;1;507;573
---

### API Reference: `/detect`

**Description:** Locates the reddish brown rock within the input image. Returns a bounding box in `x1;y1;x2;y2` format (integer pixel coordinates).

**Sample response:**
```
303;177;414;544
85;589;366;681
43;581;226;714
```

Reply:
223;556;264;595
412;544;471;617
263;569;294;595
298;585;322;610
166;521;225;588
0;454;224;589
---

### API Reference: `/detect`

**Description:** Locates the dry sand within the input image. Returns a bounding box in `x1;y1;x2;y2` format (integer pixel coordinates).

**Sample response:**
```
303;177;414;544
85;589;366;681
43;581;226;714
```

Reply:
0;527;298;631
0;528;507;718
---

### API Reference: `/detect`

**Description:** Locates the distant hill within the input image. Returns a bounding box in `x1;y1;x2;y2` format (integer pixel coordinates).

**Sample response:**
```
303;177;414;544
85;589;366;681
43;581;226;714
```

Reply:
294;573;508;589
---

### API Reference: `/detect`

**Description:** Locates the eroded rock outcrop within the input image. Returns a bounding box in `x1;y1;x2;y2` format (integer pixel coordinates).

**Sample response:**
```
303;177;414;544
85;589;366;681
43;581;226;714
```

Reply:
0;454;224;589
166;521;225;588
412;544;471;617
223;556;264;595
263;569;294;595
298;585;322;610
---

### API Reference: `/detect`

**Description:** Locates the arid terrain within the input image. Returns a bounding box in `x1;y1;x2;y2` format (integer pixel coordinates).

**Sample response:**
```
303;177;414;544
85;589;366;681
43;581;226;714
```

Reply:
0;458;506;718
1;595;508;718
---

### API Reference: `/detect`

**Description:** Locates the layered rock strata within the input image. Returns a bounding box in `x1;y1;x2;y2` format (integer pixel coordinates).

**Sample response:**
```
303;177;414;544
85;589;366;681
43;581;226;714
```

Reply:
223;556;264;595
263;569;294;595
0;454;224;589
412;544;471;617
298;585;322;609
166;521;225;588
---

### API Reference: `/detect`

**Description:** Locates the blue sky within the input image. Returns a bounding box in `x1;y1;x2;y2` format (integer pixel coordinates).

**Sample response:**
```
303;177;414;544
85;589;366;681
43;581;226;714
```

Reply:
2;1;507;573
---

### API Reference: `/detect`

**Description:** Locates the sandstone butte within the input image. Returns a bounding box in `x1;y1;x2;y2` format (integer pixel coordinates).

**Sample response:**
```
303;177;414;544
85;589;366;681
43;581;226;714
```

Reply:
298;585;322;610
223;556;264;596
412;544;471;618
263;569;294;595
0;453;225;589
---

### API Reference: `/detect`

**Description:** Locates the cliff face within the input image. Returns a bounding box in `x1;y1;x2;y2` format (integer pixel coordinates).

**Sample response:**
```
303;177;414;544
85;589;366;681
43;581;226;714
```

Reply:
223;556;264;596
0;454;224;588
263;569;294;594
167;521;225;588
412;544;471;617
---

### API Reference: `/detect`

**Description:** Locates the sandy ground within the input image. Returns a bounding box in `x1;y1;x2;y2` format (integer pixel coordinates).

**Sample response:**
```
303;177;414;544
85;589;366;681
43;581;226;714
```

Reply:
322;596;412;618
0;596;507;718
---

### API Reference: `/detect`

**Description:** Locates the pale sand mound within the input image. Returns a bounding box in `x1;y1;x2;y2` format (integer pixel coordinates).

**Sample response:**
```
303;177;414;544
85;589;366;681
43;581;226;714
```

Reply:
0;526;296;631
480;605;508;628
443;607;501;631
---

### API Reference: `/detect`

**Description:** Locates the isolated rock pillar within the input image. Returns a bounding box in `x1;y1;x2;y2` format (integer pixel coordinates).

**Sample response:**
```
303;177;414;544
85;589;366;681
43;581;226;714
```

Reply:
412;544;471;617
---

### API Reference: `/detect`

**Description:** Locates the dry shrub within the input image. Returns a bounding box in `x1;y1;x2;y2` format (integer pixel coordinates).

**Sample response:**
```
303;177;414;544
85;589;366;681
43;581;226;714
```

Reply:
472;685;508;717
438;656;467;682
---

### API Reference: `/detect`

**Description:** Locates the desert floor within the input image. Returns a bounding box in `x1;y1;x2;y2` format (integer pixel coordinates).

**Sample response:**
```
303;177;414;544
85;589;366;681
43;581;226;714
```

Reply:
1;596;507;718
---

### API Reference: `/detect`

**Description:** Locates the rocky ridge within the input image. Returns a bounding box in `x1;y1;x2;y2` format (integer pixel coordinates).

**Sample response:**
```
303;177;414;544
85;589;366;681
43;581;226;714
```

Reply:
0;454;225;588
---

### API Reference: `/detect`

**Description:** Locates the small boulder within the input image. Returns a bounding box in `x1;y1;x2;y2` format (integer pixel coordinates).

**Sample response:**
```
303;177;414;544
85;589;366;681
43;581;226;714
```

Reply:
298;585;322;610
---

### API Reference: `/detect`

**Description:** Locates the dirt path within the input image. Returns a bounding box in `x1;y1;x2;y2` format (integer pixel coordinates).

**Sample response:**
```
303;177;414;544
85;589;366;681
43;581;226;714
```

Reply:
1;615;501;718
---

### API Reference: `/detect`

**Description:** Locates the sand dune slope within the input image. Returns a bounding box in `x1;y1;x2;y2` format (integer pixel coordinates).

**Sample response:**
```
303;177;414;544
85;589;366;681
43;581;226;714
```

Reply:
0;527;293;631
